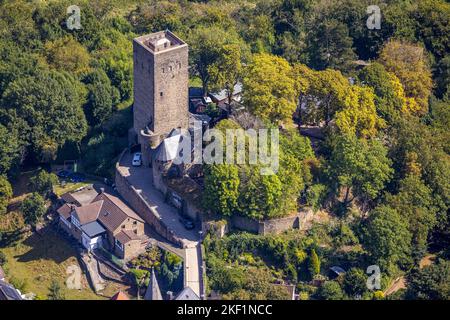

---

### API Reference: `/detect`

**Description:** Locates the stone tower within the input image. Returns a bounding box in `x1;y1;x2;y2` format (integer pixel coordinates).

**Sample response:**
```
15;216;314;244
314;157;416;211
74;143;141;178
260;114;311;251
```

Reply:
132;30;189;167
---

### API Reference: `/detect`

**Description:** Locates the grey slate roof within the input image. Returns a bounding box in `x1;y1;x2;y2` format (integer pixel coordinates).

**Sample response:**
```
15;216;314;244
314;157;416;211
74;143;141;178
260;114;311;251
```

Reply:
175;286;200;300
81;221;106;238
155;129;188;162
144;268;163;300
0;280;23;300
209;83;243;102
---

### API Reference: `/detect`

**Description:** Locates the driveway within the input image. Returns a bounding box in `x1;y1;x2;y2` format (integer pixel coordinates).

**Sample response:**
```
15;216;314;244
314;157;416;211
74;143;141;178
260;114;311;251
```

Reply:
117;151;202;297
118;152;200;246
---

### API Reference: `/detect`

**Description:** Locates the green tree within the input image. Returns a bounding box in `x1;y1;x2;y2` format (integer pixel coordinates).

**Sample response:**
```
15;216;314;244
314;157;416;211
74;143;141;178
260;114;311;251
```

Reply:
435;56;450;99
326;134;393;206
307;18;356;72
304;69;349;127
20;192;46;227
308;249;320;278
386;173;437;261
240;14;275;53
128;0;183;34
203;164;240;217
129;268;149;300
343;268;367;297
0;70;88;162
238;166;283;220
95;29;133;100
208;42;247;110
0;124;21;175
29;170;58;198
83;70;118;126
48;280;65;300
406;259;450;300
317;281;344;300
0;175;13;215
189;26;242;96
363;205;412;273
243;53;296;124
413;0;450;61
358;62;408;122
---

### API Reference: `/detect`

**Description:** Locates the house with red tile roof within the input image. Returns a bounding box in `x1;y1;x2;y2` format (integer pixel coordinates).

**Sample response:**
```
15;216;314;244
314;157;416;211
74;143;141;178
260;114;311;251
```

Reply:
110;291;130;300
57;188;145;261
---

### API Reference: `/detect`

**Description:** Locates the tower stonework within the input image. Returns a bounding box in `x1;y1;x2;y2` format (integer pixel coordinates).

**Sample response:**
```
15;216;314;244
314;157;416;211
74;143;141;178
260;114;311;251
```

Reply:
133;31;189;167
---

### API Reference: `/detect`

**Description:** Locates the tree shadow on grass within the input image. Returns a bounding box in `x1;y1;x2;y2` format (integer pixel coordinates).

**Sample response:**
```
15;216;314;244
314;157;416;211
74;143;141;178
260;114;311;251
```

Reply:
14;227;77;265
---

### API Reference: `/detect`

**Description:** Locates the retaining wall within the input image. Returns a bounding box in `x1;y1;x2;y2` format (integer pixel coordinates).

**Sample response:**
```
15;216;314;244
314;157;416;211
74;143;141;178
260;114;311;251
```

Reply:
115;150;184;248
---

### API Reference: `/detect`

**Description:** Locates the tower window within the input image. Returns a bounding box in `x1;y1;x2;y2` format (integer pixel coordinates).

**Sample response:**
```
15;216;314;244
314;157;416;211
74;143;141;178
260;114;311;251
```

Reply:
160;92;163;97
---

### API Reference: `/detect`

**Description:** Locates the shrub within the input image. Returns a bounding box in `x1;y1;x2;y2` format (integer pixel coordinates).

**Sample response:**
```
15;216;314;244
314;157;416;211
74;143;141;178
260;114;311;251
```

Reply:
0;250;6;266
308;249;321;278
0;176;12;215
20;193;46;227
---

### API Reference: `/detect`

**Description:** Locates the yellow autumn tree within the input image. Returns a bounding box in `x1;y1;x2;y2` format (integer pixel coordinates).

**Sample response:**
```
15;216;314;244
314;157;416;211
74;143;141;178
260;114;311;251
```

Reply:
291;63;313;125
306;69;350;126
44;36;91;75
335;86;385;138
387;72;421;115
379;40;432;115
243;53;296;125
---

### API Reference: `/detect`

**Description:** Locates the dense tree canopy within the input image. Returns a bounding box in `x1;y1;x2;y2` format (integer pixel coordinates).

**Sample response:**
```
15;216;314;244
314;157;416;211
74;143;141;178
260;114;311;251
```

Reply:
243;53;296;124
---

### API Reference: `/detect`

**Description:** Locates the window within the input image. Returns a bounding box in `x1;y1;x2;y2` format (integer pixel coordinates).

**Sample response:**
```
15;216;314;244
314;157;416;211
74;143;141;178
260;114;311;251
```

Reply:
122;225;125;229
162;68;165;73
115;239;123;250
160;92;163;97
71;215;80;229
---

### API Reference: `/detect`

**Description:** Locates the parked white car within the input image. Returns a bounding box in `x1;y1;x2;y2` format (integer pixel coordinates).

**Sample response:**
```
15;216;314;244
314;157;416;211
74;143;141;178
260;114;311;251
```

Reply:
132;152;142;167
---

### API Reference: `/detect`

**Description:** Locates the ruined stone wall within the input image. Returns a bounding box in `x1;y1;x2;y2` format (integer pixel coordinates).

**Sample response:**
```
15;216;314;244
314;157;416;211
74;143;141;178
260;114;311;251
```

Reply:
258;214;300;235
230;215;260;233
228;208;315;235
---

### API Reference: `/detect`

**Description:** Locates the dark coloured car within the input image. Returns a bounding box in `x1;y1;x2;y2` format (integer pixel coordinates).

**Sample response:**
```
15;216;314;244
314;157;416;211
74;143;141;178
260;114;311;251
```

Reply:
57;170;71;178
69;172;86;183
179;217;195;230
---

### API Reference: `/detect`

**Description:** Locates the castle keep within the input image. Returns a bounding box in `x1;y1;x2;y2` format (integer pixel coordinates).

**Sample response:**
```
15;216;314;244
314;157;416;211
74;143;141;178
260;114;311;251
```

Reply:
132;31;189;168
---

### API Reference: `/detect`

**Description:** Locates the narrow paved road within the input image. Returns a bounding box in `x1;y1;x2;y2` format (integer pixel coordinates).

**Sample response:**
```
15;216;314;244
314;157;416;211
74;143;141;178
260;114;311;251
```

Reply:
118;152;202;297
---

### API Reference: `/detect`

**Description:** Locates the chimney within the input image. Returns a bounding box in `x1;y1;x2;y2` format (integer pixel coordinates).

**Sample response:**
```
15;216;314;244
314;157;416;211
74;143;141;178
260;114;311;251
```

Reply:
99;187;105;194
166;291;174;300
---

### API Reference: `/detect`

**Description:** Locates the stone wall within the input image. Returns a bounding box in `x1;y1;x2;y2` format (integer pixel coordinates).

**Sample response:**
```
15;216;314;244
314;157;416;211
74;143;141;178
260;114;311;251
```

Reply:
228;208;315;235
230;215;260;233
115;156;184;248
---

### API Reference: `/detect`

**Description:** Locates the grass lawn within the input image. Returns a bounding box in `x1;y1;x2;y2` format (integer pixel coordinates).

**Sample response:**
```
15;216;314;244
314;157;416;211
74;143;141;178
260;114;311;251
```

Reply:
53;180;96;197
1;229;105;300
